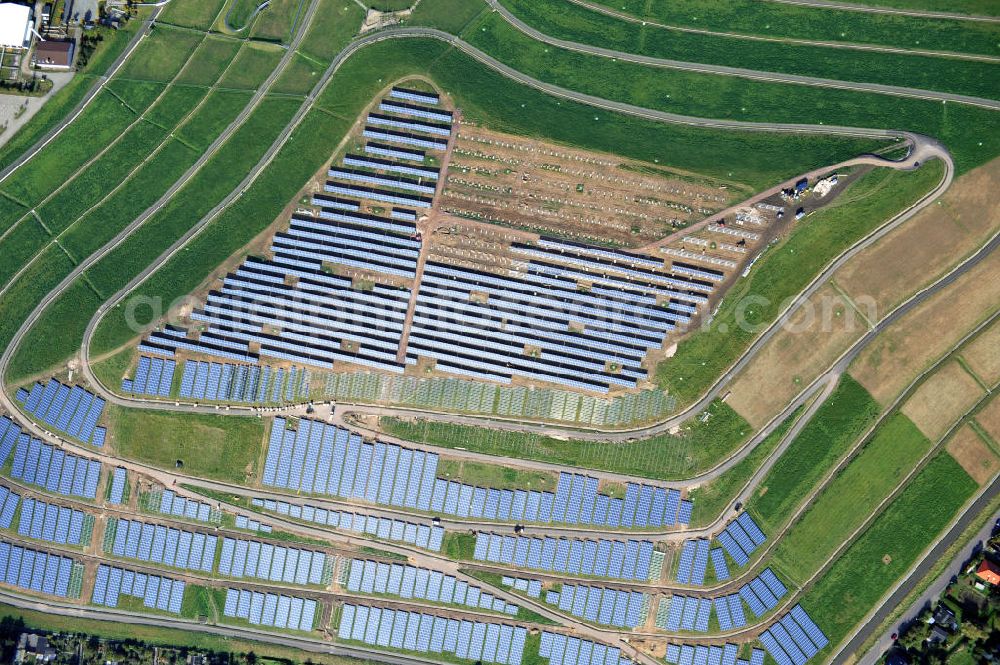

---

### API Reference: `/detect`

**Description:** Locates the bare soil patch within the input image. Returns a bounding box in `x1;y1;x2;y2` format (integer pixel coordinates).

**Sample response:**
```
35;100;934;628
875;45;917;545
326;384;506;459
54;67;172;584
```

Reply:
850;249;1000;405
727;283;865;428
976;397;1000;445
962;318;1000;386
836;156;1000;313
946;425;999;485
901;361;985;441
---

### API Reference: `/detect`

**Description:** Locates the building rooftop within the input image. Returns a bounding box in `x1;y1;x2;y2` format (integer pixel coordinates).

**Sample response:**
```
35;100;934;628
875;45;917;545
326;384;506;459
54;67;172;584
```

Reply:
0;3;31;49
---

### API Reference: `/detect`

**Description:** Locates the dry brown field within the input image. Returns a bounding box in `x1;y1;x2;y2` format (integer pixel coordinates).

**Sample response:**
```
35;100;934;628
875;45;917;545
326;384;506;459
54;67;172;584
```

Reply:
850;248;1000;405
976;396;1000;445
727;283;865;427
962;318;1000;386
901;361;985;441
946;425;999;485
835;157;1000;313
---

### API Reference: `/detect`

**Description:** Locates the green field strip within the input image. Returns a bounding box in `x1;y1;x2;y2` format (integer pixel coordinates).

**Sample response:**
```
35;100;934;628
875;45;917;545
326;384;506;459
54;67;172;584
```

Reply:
175;36;243;87
144;85;211;129
250;0;310;44
0;216;51;287
463;12;1000;174
158;0;230;31
7;96;303;378
746;375;881;532
825;0;998;17
687;405;805;527
498;0;1000;100
225;0;269;32
409;0;488;33
219;42;286;90
801;451;978;656
578;0;1000;54
299;0;365;64
0;246;76;360
176;89;255;150
770;412;934;583
0;90;138;210
115;25;206;82
272;51;324;95
655;162;947;404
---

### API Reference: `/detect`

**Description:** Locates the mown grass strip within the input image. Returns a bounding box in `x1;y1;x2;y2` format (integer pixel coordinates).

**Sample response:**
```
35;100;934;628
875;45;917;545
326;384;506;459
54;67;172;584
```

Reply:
580;0;1000;55
174;37;242;88
380;399;752;481
299;0;364;64
747;374;881;532
499;0;1000;100
463;12;1000;173
656;161;946;404
771;412;934;583
801;451;977;654
107;406;265;483
218;42;286;90
158;0;228;30
114;24;205;82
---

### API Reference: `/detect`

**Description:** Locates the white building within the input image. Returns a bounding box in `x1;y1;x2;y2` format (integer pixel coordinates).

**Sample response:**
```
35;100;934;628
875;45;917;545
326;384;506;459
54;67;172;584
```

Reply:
0;3;33;49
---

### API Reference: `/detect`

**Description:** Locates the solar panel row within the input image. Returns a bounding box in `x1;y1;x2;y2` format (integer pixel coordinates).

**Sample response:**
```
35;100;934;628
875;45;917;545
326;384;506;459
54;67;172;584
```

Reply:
218;537;329;586
472;533;654;581
234;514;272;533
550;472;689;528
499;576;542;598
92;564;185;614
108;518;216;573
0;417;22;470
222;588;317;631
0;539;75;597
346;559;519;615
153;490;215;523
339;603;525;665
552;584;646;629
123;356;175;397
538;631;634;665
675;539;710;585
18;497;90;546
10;436;101;499
0;485;19;529
108;467;127;505
664;643;763;665
20;378;106;446
254;496;444;551
738;568;787;618
758;605;828;665
718;513;767;568
176;360;310;403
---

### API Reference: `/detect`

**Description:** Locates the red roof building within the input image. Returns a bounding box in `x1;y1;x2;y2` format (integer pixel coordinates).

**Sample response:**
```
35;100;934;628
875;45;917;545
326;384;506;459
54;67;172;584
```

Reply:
975;559;1000;585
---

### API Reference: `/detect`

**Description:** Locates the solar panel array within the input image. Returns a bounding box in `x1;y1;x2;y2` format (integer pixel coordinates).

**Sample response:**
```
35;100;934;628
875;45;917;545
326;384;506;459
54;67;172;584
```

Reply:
18;497;92;546
11;437;102;499
539;631;635;665
551;584;647;629
253;497;444;551
339;603;526;665
664;644;764;665
218;537;331;586
262;418;688;530
759;605;829;665
0;485;19;529
235;514;272;533
222;588;317;631
675;539;710;584
108;467;127;505
18;378;106;446
346;559;519;615
175;360;311;403
92;564;185;614
0;540;76;597
122;356;175;397
150;489;218;523
143;241;416;372
718;513;767;567
738;568;788;618
473;533;655;581
714;594;748;631
659;595;713;633
106;518;216;573
500;576;542;598
408;256;691;392
710;547;729;581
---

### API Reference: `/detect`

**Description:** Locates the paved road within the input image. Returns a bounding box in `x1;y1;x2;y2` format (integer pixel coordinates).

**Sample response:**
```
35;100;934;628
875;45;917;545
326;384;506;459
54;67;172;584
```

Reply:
564;0;1000;63
486;0;1000;110
832;475;1000;664
768;0;1000;21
